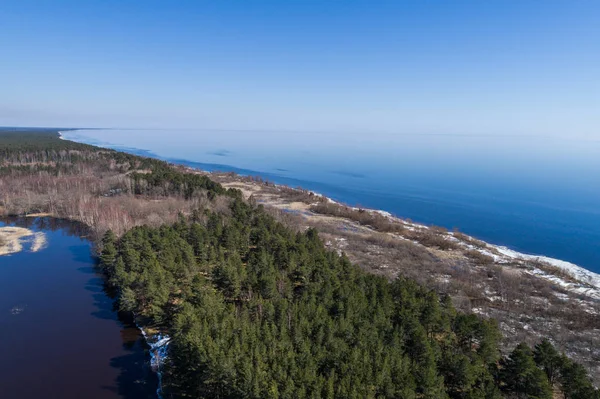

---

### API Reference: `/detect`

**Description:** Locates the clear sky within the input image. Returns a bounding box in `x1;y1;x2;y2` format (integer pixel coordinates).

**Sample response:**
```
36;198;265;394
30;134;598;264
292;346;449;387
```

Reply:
1;1;599;137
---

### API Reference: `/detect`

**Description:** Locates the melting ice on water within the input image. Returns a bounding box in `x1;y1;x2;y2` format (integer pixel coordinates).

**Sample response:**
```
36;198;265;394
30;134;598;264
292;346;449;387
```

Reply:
140;328;171;399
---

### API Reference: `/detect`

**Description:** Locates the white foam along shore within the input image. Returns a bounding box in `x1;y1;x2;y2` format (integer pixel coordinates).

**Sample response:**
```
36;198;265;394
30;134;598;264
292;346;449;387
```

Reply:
60;131;600;296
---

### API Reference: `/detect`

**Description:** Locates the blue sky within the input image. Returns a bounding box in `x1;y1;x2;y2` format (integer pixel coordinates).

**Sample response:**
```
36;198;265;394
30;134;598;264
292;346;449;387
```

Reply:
1;1;599;137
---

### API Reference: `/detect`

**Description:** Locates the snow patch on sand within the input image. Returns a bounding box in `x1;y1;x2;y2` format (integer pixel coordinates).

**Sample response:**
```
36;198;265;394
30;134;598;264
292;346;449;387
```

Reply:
0;227;48;256
492;245;600;290
30;232;48;252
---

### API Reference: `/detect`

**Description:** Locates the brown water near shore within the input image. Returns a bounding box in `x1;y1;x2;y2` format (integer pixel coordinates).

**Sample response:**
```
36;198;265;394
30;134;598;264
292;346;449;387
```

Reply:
0;217;157;399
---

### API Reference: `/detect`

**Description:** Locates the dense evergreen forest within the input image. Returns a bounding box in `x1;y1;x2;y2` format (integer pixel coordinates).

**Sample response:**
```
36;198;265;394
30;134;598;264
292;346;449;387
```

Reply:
100;200;598;398
2;129;598;398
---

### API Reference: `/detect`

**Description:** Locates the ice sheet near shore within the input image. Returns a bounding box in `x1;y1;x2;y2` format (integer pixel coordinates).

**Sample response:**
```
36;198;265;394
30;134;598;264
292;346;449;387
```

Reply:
377;206;600;292
385;207;600;296
491;244;600;297
138;326;170;399
0;227;47;256
309;190;600;295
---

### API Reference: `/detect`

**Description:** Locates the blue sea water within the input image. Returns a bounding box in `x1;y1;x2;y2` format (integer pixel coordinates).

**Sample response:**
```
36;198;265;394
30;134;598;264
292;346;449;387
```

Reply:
62;129;600;274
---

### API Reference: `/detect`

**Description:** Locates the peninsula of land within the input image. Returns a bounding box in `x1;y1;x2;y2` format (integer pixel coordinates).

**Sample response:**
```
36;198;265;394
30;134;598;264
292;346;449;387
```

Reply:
1;128;598;397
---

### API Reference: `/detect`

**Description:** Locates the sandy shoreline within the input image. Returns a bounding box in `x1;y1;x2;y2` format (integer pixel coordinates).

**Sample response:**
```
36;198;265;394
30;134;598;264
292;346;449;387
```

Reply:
227;178;600;290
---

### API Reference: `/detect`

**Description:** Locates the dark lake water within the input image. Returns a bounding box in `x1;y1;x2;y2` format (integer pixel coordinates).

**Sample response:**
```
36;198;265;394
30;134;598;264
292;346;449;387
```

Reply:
0;217;157;399
63;129;600;274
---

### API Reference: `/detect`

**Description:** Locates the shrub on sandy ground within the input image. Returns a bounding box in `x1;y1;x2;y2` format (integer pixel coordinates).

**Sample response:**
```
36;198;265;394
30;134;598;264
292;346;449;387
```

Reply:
277;186;327;204
464;249;494;264
311;202;406;233
453;230;488;248
312;202;466;251
403;228;461;250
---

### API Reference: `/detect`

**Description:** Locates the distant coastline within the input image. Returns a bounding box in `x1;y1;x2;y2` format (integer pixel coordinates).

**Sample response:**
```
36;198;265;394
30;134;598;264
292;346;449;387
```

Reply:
59;130;600;289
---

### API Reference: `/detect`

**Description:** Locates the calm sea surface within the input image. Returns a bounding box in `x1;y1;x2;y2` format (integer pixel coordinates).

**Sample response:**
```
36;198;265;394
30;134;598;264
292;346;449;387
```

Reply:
0;217;157;399
63;129;600;274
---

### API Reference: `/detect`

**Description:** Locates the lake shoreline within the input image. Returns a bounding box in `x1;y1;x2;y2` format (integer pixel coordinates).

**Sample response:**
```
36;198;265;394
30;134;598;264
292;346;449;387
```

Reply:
0;216;160;399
